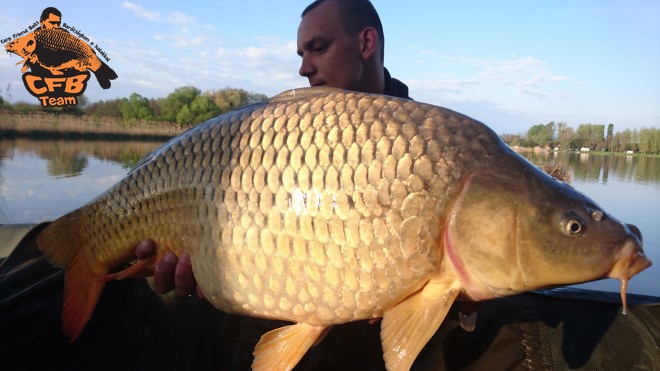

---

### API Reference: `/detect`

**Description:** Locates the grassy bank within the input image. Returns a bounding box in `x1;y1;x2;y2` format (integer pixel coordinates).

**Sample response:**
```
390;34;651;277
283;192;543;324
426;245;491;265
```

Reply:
0;112;186;141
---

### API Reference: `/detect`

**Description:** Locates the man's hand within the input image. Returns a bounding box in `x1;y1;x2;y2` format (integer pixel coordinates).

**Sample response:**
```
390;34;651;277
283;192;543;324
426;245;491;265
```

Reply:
135;239;204;298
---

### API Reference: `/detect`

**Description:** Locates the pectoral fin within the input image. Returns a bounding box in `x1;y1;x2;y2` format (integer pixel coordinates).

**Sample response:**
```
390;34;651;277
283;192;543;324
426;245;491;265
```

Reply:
103;256;157;281
381;276;461;370
252;322;327;371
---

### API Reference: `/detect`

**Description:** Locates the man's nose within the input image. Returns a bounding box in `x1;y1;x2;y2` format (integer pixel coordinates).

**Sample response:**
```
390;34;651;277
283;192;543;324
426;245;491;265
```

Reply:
299;55;315;77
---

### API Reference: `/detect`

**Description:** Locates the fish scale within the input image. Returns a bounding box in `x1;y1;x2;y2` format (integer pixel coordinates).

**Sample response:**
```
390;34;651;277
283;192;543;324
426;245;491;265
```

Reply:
37;87;651;370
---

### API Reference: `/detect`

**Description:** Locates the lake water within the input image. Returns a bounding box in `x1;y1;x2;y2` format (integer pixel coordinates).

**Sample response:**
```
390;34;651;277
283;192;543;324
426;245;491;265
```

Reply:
1;139;658;297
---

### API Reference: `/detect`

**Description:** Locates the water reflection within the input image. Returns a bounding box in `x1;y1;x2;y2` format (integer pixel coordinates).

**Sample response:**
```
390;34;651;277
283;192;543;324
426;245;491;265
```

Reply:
523;151;660;186
1;138;163;170
47;155;88;178
0;139;165;224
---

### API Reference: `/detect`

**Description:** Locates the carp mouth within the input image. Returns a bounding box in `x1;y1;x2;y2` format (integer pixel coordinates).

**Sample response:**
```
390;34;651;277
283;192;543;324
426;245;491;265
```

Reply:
6;48;19;59
6;46;32;69
605;227;652;314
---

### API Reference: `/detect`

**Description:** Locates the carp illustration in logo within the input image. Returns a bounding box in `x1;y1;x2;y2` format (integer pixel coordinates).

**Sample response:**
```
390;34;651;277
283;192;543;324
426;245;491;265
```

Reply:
4;7;118;107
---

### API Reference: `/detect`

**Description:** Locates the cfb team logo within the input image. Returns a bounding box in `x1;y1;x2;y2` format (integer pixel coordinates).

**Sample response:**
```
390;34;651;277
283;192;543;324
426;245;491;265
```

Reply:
4;7;117;107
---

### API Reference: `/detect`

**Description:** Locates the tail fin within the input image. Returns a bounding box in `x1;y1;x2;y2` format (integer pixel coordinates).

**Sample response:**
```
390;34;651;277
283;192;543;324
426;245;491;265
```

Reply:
93;61;118;89
37;210;107;342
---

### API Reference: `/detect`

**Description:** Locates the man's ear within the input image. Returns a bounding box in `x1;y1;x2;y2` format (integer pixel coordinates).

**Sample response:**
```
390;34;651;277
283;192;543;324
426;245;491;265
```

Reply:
359;27;379;60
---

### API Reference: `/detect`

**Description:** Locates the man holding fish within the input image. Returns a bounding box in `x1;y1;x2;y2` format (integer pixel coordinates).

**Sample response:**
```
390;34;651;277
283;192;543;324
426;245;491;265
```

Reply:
1;0;657;370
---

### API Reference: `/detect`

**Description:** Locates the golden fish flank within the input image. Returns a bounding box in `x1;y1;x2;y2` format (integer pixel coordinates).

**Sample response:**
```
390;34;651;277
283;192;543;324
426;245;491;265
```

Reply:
37;87;651;370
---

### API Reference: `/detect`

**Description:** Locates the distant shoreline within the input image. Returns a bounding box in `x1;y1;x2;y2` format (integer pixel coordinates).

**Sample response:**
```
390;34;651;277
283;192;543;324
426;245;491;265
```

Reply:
0;112;185;142
2;112;657;158
511;145;659;158
0;128;176;143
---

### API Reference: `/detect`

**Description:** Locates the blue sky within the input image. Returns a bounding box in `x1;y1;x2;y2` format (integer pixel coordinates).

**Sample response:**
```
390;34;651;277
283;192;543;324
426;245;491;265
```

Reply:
1;0;658;134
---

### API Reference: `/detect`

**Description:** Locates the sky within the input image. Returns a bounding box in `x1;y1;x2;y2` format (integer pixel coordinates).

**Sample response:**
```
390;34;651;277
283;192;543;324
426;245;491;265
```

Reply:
1;0;658;135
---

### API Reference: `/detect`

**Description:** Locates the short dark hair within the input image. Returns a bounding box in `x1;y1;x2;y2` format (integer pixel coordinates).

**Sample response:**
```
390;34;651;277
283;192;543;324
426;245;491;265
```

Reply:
40;7;62;22
302;0;385;61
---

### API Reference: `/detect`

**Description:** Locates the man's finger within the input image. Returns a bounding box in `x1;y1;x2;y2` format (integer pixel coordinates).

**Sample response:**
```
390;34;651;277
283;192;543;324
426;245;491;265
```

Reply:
174;252;197;296
154;253;177;294
135;239;155;260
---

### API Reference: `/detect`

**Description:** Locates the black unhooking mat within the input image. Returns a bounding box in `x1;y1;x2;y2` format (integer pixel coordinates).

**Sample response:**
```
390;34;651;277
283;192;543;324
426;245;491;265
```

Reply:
1;223;658;370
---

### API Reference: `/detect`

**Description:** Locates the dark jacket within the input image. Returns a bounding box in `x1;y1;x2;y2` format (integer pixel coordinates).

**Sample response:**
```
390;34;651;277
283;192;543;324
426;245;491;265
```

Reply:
384;67;411;99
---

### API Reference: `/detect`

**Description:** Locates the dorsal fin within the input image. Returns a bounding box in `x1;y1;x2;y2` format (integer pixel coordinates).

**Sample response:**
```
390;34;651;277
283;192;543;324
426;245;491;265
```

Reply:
269;86;343;103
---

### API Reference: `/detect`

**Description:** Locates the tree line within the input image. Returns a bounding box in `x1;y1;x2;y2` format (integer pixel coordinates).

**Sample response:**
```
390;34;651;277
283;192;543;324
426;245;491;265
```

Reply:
501;121;660;155
0;86;268;127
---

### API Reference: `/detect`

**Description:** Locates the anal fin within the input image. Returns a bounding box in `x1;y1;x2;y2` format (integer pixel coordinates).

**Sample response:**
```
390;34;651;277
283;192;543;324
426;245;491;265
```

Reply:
252;322;326;371
381;276;461;370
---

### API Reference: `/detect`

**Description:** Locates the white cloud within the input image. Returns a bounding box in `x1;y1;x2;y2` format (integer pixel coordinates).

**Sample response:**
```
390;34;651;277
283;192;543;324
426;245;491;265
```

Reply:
400;53;578;119
153;34;207;48
101;34;302;101
467;56;570;99
121;2;198;29
168;11;196;26
400;51;573;103
121;2;160;22
244;47;267;60
399;54;586;133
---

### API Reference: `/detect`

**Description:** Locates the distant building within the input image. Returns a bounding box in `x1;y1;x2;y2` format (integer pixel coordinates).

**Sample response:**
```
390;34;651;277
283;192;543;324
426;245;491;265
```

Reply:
580;147;590;152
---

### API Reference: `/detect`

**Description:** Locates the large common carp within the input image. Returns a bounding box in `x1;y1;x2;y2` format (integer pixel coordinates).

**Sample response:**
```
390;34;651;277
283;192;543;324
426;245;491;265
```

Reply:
37;87;651;370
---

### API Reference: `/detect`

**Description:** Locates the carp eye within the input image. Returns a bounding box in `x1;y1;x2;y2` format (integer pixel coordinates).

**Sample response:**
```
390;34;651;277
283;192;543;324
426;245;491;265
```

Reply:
562;212;585;236
565;219;582;234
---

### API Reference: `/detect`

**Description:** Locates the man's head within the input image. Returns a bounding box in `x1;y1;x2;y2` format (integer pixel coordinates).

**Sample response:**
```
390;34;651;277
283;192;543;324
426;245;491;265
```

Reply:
40;7;62;29
297;0;386;94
